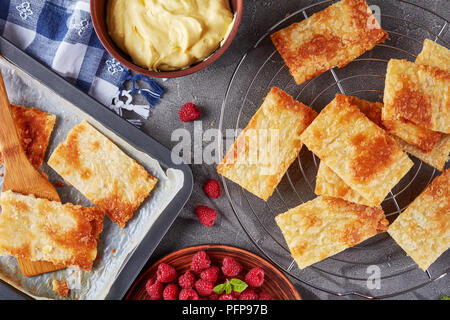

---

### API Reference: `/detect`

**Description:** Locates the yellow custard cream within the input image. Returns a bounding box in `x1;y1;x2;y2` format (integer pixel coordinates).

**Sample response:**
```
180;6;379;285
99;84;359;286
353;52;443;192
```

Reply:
107;0;234;71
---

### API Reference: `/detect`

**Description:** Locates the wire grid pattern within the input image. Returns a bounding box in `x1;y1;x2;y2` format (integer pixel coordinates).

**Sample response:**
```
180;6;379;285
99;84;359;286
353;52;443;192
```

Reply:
218;0;449;299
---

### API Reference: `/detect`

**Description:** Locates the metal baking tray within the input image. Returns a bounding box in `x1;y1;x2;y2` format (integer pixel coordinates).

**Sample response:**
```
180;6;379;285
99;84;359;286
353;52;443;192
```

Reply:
0;36;193;300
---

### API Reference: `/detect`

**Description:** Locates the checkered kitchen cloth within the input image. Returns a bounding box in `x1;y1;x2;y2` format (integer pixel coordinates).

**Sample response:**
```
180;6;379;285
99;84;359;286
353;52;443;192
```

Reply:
0;0;164;125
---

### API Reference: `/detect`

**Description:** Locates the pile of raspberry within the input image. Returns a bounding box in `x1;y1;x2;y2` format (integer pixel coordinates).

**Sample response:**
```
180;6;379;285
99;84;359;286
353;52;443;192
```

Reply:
145;250;273;300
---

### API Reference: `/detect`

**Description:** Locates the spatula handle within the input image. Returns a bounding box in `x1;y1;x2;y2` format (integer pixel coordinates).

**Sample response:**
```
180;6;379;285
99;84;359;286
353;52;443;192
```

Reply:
0;72;22;157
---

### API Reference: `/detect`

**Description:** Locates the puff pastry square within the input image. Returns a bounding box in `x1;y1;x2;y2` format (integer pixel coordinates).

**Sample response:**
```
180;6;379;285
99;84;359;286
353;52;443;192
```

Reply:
0;191;104;270
217;87;318;201
48;120;158;228
388;170;450;271
383;59;450;134
270;0;387;85
315;162;373;206
393;135;450;172
275;196;389;269
416;39;450;72
301;94;413;206
346;95;449;171
0;105;56;169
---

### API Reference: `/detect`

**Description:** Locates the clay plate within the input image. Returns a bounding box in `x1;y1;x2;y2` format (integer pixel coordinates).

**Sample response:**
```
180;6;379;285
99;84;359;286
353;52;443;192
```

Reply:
126;244;301;300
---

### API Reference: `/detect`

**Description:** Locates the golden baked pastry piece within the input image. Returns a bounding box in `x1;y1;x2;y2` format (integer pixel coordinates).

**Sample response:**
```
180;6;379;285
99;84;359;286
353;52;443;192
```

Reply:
275;196;389;269
393;135;450;172
383;59;450;134
0;191;104;270
416;39;450;72
381;40;449;151
388;169;450;271
382;118;442;153
0;105;56;169
315;162;373;206
270;0;387;85
301;94;413;206
47;120;158;228
349;95;449;171
217;87;318;201
316;96;449;203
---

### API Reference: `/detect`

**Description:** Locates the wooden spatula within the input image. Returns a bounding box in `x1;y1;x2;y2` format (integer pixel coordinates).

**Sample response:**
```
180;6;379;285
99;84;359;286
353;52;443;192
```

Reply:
0;71;65;277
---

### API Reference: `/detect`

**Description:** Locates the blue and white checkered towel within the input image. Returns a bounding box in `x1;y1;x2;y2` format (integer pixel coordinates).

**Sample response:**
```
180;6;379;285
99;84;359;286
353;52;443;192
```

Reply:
0;0;164;125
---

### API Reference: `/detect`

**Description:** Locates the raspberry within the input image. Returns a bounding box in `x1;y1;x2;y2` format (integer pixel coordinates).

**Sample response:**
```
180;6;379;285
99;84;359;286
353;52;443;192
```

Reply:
208;293;220;300
258;291;273;300
156;263;177;283
195;206;218;227
231;290;241;299
145;279;163;300
195;279;214;297
163;283;179;300
221;257;243;276
203;179;222;198
178;271;196;289
200;266;220;283
239;289;259;300
191;251;211;272
219;294;235;300
245;267;265;287
179;288;199;300
178;103;201;122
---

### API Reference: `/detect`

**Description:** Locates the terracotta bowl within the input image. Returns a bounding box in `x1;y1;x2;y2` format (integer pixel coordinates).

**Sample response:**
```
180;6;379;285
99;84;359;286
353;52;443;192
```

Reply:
91;0;243;78
125;244;301;300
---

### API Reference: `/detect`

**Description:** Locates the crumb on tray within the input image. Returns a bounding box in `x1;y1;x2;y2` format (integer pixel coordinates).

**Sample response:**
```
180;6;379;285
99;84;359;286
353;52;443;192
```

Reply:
52;280;70;298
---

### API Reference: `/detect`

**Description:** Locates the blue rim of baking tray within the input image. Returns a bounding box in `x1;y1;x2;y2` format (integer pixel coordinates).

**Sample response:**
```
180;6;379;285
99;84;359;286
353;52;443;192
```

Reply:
0;36;193;300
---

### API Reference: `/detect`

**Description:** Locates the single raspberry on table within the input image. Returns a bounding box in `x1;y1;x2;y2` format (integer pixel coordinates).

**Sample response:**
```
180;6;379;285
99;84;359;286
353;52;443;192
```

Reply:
258;291;273;300
156;263;177;283
245;267;265;287
179;288;199;300
178;271;196;289
239;289;259;300
221;257;243;276
145;278;163;300
191;250;211;272
195;279;215;297
219;294;235;300
163;283;179;300
200;266;220;283
203;179;222;198
178;102;201;122
195;206;218;227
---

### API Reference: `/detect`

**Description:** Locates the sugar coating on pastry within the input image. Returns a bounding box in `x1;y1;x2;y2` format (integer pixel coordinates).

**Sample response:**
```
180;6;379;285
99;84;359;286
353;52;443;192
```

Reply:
388;170;449;271
383;59;450;134
47;120;158;228
270;0;387;85
301;94;413;206
217;87;317;201
0;191;104;270
0;105;56;169
275;196;388;269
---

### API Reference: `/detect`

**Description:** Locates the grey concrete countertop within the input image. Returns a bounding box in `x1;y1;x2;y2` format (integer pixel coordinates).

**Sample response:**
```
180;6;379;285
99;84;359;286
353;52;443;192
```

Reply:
131;0;449;300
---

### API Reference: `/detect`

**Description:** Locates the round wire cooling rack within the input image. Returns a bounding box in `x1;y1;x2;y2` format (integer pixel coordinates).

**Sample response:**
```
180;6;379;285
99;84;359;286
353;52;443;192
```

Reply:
218;0;450;299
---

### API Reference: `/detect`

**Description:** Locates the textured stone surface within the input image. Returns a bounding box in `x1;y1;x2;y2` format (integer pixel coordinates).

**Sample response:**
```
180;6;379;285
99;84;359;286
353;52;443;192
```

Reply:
131;0;449;300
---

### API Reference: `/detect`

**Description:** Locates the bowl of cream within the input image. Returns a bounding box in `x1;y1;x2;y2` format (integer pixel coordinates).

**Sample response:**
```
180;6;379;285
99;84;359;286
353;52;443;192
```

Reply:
91;0;243;78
